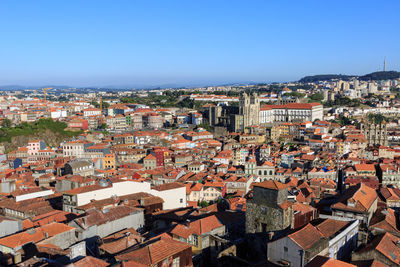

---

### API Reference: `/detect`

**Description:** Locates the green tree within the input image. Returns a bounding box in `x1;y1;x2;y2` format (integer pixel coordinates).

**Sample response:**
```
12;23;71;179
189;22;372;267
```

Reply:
368;113;387;124
199;201;209;208
102;101;110;108
2;118;12;128
197;122;211;131
287;92;306;98
335;115;352;126
309;93;324;102
90;100;100;108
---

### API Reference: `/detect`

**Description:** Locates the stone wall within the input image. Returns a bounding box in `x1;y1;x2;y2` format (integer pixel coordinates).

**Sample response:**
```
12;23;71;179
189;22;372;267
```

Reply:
246;186;293;234
246;201;292;234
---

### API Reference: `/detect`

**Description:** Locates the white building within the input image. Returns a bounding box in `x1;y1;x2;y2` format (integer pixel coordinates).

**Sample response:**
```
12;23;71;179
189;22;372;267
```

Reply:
50;109;67;119
261;103;323;123
63;180;186;212
267;218;359;267
62;141;86;158
82;108;101;117
259;106;274;124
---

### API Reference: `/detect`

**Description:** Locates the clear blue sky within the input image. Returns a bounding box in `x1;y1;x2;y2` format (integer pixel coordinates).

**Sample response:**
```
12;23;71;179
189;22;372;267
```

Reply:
1;0;399;87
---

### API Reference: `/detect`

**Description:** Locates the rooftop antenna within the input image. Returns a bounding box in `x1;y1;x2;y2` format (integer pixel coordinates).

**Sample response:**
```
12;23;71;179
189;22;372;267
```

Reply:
384;57;386;72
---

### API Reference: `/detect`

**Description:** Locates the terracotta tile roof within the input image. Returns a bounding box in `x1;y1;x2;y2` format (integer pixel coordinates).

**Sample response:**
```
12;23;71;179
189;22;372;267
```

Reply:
252;180;288;191
67;256;109;267
355;163;376;172
152;182;185;191
29;210;77;227
265;102;321;110
380;187;400;201
370;260;390;267
292;202;316;214
116;237;191;265
74;205;142;228
187;201;198;208
99;229;142;255
279;200;293;210
315;219;350;238
189;183;203;192
332;183;378;213
375;233;400;265
288;223;325;250
0;222;75;249
228;197;246;211
170;215;224;239
306;256;356;267
143;154;156;160
370;208;399;235
262;161;274;166
0;197;55;217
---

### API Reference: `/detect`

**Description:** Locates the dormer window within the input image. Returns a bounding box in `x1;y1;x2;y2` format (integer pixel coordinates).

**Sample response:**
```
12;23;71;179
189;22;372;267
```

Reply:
347;200;356;207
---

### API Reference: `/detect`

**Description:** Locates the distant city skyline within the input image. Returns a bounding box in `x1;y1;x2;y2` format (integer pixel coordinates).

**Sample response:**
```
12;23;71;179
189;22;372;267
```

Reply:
1;0;399;87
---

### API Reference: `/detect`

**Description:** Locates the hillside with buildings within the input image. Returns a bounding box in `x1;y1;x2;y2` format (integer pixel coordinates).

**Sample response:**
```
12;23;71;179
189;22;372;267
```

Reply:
0;75;399;266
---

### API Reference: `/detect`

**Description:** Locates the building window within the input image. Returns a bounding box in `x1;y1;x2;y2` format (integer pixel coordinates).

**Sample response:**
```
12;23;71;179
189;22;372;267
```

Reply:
261;207;267;214
172;257;180;267
193;234;198;246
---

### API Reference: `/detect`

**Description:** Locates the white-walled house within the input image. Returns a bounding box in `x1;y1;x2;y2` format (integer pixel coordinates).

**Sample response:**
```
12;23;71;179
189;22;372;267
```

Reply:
150;182;187;209
63;180;186;212
267;218;359;267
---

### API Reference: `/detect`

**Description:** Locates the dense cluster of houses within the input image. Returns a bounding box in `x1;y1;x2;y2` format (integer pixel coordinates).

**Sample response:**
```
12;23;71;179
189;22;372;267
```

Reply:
0;90;400;266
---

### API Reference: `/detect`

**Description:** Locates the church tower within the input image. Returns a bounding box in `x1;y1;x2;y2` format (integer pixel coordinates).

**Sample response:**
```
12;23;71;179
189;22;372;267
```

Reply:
239;92;260;128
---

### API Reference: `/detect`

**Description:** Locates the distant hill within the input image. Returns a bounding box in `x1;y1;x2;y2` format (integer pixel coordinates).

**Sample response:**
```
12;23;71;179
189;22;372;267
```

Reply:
0;85;72;90
299;74;355;83
359;71;400;81
299;71;400;83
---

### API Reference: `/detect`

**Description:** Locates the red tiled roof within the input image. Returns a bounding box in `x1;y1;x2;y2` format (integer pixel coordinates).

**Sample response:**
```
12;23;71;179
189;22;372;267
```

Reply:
116;237;191;265
315;219;350;238
375;233;400;265
144;154;156;160
0;222;75;249
355;163;376;172
306;256;356;267
332;183;377;213
170;215;223;239
67;256;109;267
288;223;325;250
252;180;288;191
152;182;185;191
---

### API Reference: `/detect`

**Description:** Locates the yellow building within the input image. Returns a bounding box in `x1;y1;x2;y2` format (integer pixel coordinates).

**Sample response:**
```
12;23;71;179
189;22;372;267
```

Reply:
103;153;116;170
336;142;344;156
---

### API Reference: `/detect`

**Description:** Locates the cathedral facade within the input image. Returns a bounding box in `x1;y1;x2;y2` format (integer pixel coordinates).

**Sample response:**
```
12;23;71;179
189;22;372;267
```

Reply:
361;122;388;146
239;92;260;128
